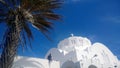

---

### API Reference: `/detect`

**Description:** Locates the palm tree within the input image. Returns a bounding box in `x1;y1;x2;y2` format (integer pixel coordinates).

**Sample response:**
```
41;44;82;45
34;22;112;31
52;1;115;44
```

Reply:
0;0;62;68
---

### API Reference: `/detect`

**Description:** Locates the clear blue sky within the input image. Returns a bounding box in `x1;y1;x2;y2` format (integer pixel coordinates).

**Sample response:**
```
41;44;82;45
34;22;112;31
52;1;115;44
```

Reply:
0;0;120;59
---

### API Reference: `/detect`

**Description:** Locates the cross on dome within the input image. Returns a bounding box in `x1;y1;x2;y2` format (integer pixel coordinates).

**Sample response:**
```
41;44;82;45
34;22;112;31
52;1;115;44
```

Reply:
70;33;74;37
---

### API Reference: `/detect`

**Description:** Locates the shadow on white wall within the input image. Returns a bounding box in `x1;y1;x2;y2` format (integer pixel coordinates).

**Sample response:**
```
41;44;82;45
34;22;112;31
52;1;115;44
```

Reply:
13;57;45;68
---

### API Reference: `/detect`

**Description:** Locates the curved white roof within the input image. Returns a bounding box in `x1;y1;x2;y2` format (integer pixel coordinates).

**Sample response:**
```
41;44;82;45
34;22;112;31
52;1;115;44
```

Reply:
46;35;120;68
58;35;91;52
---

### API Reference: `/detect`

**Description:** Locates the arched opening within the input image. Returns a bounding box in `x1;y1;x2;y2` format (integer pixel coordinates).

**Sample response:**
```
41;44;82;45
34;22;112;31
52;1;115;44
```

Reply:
88;65;97;68
61;61;75;68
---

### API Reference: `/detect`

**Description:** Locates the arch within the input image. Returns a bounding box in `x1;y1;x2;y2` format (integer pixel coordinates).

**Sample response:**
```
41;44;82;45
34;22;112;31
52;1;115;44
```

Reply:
61;61;75;68
13;57;45;68
88;65;97;68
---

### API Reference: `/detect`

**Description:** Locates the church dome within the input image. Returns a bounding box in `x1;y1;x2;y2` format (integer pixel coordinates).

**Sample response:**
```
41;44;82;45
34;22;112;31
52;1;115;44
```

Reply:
58;34;91;52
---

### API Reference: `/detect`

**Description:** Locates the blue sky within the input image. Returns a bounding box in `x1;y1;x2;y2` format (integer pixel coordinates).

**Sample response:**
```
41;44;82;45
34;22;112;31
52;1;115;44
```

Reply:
0;0;120;59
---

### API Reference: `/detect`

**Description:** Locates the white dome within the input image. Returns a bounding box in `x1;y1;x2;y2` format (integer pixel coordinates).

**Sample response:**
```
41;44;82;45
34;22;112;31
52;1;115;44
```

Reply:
58;35;91;52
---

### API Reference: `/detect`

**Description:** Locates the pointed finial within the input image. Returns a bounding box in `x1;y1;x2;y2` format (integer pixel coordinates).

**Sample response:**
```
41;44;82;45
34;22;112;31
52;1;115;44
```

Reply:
70;33;74;37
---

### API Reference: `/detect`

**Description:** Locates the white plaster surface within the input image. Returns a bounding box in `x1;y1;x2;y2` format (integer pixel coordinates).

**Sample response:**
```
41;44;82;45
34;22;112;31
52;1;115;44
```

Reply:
46;35;120;68
12;56;60;68
13;35;120;68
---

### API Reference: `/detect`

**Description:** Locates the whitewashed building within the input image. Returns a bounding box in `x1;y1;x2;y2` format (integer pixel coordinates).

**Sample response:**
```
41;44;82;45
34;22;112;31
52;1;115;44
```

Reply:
13;35;120;68
13;56;60;68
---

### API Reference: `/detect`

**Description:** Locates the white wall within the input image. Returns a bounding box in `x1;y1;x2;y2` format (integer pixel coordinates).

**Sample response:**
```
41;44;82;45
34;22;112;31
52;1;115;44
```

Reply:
46;36;120;68
12;36;120;68
12;56;60;68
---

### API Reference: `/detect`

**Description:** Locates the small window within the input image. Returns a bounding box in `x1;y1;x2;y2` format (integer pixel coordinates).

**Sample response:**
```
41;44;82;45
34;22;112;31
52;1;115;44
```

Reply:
71;40;76;44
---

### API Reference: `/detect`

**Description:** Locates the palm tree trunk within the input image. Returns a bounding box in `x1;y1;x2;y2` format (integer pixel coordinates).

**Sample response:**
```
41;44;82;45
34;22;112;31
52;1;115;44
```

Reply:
0;15;21;68
0;30;19;68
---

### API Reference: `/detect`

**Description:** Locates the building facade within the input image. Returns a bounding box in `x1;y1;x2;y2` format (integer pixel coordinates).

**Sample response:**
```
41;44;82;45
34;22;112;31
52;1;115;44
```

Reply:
13;35;120;68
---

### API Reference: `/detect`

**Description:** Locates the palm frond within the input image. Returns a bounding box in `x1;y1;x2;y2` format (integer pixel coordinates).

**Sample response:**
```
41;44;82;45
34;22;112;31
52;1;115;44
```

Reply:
43;13;61;20
0;0;10;9
0;0;62;67
33;16;53;28
9;0;16;7
23;22;33;39
32;22;49;32
32;23;51;40
0;18;5;23
37;20;53;29
0;13;7;16
21;0;31;9
28;0;61;12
